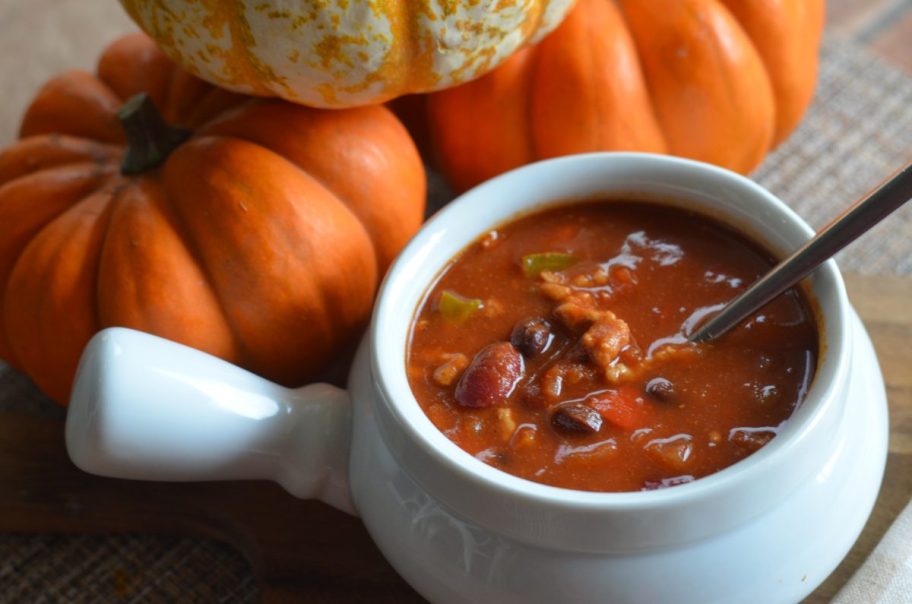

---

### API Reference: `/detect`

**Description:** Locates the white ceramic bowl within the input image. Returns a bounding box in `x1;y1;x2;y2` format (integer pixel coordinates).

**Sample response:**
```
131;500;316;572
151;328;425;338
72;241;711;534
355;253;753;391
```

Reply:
65;153;888;603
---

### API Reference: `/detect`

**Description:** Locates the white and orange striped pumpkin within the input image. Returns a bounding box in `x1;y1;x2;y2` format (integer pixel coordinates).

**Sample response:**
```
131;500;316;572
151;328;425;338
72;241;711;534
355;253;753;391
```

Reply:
118;0;576;108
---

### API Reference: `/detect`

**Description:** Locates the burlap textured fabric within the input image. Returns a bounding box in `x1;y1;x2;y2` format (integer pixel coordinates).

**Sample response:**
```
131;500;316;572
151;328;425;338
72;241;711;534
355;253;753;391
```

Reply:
754;40;912;276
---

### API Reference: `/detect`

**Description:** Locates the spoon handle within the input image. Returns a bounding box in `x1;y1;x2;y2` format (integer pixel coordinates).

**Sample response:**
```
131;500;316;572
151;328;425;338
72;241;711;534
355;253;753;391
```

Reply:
691;162;912;343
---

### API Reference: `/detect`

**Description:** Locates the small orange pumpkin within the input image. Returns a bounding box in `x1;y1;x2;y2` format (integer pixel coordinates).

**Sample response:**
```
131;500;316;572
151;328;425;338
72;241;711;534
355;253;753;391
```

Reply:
0;34;425;404
425;0;825;192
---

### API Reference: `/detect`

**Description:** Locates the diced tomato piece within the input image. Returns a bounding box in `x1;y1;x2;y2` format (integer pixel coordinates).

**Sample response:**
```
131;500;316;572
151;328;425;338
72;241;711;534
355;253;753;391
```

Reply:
644;436;693;471
587;385;651;431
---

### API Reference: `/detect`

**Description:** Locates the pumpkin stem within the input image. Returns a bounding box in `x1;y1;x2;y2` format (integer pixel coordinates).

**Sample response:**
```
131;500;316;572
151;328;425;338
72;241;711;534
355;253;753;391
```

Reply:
117;93;192;175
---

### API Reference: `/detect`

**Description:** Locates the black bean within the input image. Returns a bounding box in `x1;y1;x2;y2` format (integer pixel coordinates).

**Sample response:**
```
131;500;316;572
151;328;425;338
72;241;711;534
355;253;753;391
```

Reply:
564;344;590;364
510;317;555;358
551;403;603;434
645;377;676;401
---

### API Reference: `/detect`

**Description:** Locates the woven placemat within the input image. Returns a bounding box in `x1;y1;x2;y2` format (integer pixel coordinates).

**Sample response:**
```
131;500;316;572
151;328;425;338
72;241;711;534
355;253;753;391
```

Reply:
0;535;256;603
0;30;910;603
754;38;912;276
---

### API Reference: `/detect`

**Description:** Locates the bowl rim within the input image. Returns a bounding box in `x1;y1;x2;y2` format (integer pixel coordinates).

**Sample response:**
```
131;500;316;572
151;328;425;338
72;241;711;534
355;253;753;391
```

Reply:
371;151;850;515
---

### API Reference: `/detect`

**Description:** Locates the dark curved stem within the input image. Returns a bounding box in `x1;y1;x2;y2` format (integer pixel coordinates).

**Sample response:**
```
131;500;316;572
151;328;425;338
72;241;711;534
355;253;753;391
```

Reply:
117;93;192;175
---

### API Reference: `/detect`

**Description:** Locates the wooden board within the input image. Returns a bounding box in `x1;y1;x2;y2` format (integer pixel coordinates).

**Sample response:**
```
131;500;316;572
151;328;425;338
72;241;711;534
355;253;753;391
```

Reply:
0;272;907;603
807;273;912;602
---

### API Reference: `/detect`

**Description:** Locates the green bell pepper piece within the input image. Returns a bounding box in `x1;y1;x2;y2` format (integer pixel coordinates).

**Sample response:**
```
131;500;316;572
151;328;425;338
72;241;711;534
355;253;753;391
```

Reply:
438;290;484;322
520;252;577;278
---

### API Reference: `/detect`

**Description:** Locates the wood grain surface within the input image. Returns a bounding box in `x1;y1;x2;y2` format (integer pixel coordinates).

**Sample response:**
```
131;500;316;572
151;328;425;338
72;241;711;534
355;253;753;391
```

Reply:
807;273;912;602
0;273;905;603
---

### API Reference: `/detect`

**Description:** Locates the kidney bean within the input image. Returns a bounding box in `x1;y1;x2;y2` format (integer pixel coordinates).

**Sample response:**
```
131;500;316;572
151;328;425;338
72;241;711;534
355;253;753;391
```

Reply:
552;403;603;434
645;377;676;401
455;342;524;408
510;317;555;358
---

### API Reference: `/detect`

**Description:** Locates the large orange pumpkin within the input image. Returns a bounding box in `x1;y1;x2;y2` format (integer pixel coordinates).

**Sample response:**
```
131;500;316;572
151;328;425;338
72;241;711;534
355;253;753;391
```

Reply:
0;33;425;404
426;0;825;192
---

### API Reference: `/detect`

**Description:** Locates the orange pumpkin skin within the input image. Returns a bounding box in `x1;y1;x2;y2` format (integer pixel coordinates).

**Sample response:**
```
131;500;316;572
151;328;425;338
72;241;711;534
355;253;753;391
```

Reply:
427;0;824;192
0;34;425;404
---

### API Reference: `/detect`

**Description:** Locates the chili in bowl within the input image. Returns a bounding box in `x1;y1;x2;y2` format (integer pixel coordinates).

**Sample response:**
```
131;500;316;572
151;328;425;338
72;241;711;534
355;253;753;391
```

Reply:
367;153;885;601
66;153;888;603
406;201;818;493
373;153;853;547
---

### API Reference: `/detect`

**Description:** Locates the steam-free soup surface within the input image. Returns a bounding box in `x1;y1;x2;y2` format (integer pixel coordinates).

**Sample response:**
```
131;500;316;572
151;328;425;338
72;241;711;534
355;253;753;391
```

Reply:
407;202;818;492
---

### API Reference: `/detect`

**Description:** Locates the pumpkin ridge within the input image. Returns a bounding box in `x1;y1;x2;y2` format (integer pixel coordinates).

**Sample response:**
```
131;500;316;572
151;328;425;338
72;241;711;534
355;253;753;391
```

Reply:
198;122;361;233
96;176;241;365
0;164;115;368
94;182;128;332
260;160;369;272
280;161;377;355
614;0;678;156
20;70;125;144
583;12;606;152
591;0;665;151
233;138;377;353
197;100;423;274
252;140;386;276
0;164;117;240
5;188;117;402
718;0;824;146
616;0;774;173
697;2;775;170
157;135;370;378
586;17;605;148
0;163;117;271
517;56;541;182
158;135;377;384
140;163;248;366
0;135;121;184
528;45;549;160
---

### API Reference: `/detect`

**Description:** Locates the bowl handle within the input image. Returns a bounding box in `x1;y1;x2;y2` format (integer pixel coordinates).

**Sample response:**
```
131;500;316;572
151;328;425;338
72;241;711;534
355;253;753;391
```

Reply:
65;327;356;515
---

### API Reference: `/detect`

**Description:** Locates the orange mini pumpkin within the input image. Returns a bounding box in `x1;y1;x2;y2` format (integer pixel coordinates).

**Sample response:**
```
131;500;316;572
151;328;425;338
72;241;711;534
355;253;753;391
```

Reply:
0;33;425;404
426;0;825;192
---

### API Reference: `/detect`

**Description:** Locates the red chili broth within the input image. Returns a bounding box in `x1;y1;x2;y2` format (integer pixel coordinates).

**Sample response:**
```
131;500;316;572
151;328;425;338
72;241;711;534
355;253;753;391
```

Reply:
406;201;818;493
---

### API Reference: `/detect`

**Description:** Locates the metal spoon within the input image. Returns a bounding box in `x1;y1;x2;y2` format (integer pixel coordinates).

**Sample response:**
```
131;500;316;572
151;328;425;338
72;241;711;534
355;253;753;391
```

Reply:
690;162;912;343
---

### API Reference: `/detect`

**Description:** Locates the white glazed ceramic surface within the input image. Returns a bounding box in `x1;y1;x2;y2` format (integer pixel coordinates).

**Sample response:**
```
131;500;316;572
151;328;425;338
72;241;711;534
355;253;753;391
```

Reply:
353;312;886;603
65;153;889;603
371;154;853;554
